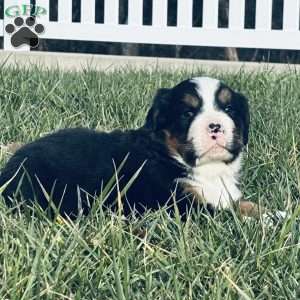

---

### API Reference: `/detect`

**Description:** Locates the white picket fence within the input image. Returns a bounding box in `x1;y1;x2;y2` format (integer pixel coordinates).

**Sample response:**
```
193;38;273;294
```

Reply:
1;0;300;52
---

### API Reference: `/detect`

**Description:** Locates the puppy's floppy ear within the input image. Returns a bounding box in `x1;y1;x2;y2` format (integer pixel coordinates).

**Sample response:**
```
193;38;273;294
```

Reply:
235;92;250;145
144;88;171;131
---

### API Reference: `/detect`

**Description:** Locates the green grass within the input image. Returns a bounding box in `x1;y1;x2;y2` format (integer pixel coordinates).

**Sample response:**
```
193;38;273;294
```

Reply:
0;65;299;299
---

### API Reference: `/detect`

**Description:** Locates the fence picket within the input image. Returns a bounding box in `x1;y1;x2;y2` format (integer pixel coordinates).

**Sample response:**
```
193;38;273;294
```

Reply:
104;0;119;25
256;0;272;30
229;0;245;29
58;0;72;23
2;0;300;52
128;0;143;26
202;0;218;29
82;0;95;24
152;0;168;27
177;0;193;28
283;0;300;31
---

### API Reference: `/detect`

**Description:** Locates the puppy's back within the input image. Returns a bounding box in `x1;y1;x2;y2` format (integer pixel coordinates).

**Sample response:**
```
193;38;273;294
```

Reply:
0;128;131;215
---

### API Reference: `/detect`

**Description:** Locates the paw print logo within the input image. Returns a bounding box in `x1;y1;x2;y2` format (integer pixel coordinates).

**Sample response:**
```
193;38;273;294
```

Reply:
5;16;44;48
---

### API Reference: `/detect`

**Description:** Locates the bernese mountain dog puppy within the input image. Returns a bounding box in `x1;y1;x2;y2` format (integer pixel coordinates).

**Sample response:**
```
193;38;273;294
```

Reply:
0;76;260;219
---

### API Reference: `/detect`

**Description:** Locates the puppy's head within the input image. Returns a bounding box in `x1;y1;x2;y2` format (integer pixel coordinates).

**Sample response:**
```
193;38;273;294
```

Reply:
145;77;249;166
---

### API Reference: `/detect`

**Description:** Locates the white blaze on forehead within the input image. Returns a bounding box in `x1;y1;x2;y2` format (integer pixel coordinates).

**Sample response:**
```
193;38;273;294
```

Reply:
191;77;221;111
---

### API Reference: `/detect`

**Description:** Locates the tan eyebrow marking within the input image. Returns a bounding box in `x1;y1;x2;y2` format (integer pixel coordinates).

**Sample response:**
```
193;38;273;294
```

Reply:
182;94;200;108
218;88;232;104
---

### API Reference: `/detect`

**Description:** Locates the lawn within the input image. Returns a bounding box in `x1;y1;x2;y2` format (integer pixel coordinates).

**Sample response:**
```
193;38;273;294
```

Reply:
0;65;299;299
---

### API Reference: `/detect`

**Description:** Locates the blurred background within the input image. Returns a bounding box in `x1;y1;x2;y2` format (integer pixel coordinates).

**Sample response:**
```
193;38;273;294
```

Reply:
2;0;300;63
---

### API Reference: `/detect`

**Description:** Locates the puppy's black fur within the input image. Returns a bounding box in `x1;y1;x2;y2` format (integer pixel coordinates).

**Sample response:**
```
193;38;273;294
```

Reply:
0;127;190;217
0;78;249;218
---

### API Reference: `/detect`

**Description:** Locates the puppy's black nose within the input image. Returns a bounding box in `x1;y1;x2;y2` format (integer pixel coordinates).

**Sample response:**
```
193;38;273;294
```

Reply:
208;123;221;133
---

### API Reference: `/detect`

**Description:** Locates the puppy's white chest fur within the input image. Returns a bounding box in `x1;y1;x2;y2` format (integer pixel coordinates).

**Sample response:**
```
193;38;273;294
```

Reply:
183;157;242;209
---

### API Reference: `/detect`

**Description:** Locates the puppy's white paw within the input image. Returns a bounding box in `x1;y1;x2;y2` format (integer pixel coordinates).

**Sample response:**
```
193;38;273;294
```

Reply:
261;210;289;227
243;210;289;227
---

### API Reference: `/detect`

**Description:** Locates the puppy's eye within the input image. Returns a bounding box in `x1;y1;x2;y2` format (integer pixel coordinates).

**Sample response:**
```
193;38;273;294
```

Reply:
182;111;194;119
224;105;233;113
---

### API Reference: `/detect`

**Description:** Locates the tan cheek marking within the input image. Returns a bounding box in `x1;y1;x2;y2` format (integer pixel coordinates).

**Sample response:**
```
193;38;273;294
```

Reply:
218;88;232;104
182;94;199;108
164;130;180;155
164;131;196;166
